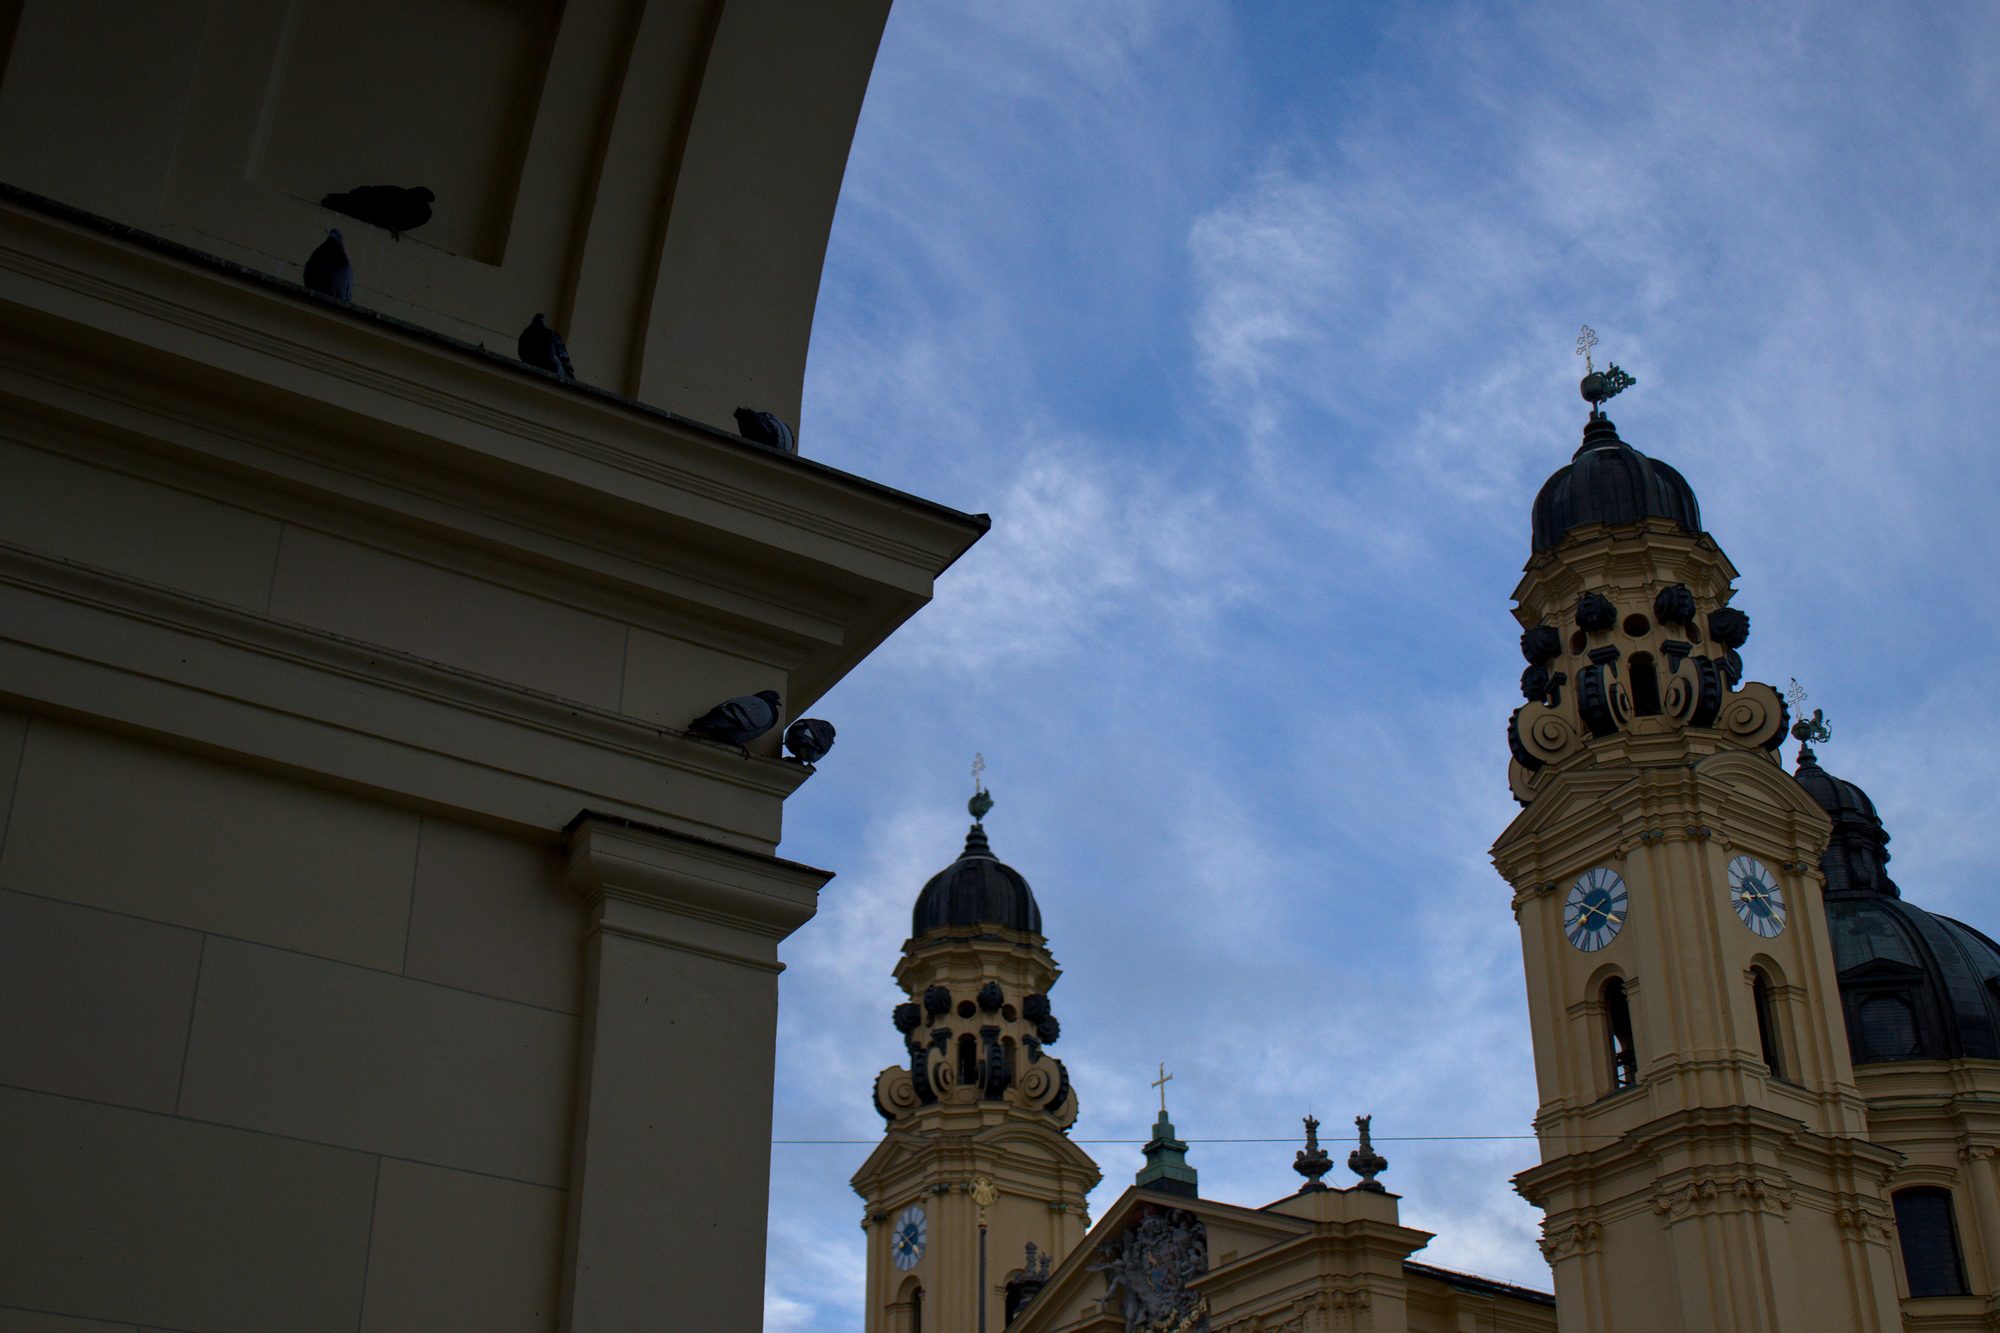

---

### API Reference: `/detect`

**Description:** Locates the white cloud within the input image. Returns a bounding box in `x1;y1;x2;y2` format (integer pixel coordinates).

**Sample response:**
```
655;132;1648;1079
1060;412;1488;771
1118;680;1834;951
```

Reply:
766;2;2000;1327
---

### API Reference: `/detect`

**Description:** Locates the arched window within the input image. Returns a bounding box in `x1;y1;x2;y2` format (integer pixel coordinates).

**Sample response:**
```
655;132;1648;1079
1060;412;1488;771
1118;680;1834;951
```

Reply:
1751;967;1784;1077
911;1283;923;1333
1893;1188;1968;1297
1628;653;1662;716
1604;977;1639;1092
957;1033;979;1090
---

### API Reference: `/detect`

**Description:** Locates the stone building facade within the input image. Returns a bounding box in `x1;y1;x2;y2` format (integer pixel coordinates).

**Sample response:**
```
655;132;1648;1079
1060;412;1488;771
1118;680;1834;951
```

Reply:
0;3;981;1329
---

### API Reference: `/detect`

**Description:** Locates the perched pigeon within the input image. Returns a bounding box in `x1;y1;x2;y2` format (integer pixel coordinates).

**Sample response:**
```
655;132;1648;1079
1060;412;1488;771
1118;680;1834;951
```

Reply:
302;228;353;301
320;185;435;239
734;408;797;454
782;717;836;765
518;314;574;381
687;690;781;750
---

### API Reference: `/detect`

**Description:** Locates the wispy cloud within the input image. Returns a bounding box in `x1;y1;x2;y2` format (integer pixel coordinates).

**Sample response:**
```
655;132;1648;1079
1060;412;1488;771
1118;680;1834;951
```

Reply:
768;2;2000;1327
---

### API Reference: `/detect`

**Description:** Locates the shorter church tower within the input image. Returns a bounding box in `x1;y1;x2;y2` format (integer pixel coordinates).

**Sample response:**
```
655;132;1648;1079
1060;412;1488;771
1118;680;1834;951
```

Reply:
853;787;1100;1332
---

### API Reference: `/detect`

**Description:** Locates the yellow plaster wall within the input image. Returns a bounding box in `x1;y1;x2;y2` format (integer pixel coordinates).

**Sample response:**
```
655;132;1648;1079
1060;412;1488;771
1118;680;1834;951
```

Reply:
0;714;578;1331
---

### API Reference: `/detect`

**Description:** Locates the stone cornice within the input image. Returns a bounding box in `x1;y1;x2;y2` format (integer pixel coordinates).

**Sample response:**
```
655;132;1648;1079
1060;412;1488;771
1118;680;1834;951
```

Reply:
564;812;830;970
0;189;989;706
0;540;808;844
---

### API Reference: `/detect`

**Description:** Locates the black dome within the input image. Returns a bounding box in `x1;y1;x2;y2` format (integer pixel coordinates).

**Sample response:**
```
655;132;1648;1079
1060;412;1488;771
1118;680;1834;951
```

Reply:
1795;750;2000;1064
1531;417;1702;553
912;822;1042;937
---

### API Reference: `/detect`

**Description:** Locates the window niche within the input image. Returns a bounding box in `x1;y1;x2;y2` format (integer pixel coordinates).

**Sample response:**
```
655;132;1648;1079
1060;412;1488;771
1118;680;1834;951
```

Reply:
1893;1188;1969;1298
1751;966;1785;1078
1604;977;1639;1092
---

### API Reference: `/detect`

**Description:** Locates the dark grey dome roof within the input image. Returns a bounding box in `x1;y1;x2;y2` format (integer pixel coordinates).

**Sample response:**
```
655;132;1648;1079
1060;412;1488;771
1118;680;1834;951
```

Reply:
1531;417;1702;553
912;822;1042;937
1796;749;2000;1064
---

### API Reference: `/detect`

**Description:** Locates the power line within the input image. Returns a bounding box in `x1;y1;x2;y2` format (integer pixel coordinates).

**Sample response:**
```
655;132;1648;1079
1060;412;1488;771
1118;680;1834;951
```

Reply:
774;1133;1615;1145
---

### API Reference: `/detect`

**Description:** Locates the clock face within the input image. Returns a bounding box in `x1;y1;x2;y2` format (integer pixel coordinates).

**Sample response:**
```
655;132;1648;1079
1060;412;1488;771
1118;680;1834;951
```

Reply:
1565;867;1628;952
891;1204;927;1271
1728;855;1787;937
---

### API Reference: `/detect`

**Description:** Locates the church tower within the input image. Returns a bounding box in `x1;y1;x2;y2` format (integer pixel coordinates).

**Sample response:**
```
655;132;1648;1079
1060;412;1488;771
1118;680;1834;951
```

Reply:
1491;364;1904;1332
853;786;1101;1332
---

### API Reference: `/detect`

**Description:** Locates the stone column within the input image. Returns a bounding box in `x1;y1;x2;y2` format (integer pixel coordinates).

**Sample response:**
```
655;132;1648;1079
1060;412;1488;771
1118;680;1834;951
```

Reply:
557;813;829;1331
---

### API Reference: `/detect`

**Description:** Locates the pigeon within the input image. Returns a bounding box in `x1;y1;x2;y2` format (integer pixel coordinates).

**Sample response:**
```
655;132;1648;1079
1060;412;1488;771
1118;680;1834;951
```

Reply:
302;228;353;301
686;690;781;750
734;408;797;454
518;314;574;381
320;185;435;239
782;717;836;765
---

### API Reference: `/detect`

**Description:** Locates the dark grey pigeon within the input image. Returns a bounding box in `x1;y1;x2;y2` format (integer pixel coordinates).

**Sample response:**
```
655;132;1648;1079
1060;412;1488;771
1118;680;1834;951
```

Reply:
302;228;353;301
687;689;781;750
518;314;574;381
782;717;836;765
733;408;797;454
321;185;434;239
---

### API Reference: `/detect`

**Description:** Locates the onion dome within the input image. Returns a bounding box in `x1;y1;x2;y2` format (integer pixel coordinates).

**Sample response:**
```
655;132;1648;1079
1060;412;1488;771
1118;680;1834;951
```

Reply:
1530;417;1702;553
911;790;1042;937
1796;749;2000;1064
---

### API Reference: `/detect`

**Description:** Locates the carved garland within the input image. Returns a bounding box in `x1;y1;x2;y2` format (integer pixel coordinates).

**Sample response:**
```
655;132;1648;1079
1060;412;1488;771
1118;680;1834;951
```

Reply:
1834;1205;1895;1245
1538;1218;1603;1260
1652;1174;1795;1221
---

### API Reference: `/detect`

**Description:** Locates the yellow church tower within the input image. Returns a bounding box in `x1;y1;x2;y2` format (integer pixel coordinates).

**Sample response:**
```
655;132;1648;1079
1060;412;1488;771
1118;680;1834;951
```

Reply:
853;781;1101;1332
1492;354;1904;1332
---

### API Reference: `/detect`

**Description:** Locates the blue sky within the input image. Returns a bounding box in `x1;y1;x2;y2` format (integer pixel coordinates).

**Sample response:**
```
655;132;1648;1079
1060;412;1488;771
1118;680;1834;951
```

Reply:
763;3;2000;1326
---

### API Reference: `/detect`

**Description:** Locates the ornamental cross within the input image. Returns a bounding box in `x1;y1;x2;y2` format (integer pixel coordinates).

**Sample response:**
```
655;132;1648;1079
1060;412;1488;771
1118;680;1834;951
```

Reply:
968;752;994;822
1152;1062;1174;1114
1788;679;1832;751
1576;325;1635;417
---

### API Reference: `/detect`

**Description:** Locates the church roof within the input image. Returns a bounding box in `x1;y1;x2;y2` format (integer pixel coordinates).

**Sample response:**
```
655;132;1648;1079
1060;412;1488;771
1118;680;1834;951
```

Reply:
911;818;1042;937
1530;416;1702;552
1796;748;2000;1063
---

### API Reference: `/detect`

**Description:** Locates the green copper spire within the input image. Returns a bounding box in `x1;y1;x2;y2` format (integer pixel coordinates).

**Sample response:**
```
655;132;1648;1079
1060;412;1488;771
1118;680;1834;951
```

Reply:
1135;1063;1198;1198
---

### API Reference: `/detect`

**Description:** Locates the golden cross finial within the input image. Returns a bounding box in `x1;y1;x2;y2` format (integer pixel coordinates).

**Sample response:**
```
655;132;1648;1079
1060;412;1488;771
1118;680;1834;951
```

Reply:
1576;324;1598;375
972;752;987;794
1151;1062;1174;1115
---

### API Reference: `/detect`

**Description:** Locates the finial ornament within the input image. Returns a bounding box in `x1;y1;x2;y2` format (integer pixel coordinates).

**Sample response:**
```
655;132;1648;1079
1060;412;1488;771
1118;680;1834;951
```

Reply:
1151;1062;1174;1115
968;751;994;821
1575;324;1636;419
1294;1115;1333;1192
1787;678;1832;761
1348;1114;1388;1192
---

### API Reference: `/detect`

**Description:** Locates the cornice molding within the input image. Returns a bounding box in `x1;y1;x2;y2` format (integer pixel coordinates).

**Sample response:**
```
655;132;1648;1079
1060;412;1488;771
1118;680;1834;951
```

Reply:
0;191;989;703
0;540;807;843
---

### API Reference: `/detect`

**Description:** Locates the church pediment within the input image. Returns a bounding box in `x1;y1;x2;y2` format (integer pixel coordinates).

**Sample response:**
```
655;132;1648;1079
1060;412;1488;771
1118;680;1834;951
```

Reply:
1010;1188;1311;1332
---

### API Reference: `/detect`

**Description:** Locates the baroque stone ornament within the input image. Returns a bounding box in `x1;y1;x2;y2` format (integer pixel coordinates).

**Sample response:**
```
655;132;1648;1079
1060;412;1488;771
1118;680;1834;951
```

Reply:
1707;606;1751;649
1576;591;1618;632
1089;1207;1210;1333
1653;583;1697;626
1347;1114;1388;1191
1293;1115;1332;1191
1538;1218;1603;1261
1521;625;1562;663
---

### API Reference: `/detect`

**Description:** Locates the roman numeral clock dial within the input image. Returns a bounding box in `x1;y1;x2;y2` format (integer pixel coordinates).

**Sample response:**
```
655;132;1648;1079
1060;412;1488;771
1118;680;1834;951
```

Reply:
1564;867;1628;952
1728;855;1787;938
